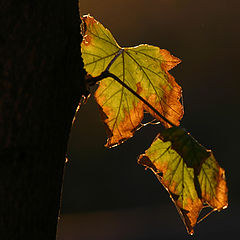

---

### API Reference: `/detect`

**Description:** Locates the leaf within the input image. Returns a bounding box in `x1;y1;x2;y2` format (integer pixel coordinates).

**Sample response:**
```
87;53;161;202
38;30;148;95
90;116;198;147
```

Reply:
81;15;183;147
138;127;228;234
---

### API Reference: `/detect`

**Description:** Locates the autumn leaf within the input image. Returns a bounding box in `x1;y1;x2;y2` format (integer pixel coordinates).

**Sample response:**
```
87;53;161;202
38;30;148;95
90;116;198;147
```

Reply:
80;15;228;234
138;127;228;234
81;15;183;147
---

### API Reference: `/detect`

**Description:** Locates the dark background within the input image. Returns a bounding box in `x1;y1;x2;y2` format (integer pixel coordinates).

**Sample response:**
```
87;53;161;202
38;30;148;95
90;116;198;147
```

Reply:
58;0;240;239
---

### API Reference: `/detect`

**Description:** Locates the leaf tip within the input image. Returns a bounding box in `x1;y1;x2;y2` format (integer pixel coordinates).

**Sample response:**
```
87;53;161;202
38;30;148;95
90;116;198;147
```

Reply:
81;14;99;47
81;14;97;25
159;48;181;71
215;166;228;210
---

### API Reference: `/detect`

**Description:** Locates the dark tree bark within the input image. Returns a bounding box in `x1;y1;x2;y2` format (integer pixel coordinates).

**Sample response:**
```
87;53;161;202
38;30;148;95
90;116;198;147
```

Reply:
0;0;85;239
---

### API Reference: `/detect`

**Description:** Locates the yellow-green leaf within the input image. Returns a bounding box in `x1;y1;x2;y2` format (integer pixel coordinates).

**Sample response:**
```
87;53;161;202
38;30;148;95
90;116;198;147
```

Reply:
138;127;228;234
81;15;183;147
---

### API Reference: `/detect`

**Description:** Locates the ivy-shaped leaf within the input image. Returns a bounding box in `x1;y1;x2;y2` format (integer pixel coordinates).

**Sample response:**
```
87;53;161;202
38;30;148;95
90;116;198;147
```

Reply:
81;15;183;147
138;127;228;234
80;15;228;234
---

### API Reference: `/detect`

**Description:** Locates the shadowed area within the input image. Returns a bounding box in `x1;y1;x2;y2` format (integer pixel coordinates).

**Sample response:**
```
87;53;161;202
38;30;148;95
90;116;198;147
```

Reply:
58;202;239;240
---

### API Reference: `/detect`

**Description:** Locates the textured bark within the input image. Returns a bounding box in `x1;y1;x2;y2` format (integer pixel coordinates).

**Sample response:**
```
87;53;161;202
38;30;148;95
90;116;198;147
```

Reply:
0;0;85;239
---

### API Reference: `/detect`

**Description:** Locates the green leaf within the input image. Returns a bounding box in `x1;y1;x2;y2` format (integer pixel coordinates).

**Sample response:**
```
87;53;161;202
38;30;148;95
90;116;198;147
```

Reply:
81;15;183;147
138;127;228;234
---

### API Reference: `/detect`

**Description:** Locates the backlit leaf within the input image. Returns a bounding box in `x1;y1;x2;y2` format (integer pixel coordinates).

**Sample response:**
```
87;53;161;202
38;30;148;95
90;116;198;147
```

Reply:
138;127;228;234
81;15;183;147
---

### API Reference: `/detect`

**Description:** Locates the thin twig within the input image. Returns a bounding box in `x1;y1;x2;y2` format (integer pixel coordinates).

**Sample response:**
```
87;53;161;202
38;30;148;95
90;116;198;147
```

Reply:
107;72;176;127
89;70;176;128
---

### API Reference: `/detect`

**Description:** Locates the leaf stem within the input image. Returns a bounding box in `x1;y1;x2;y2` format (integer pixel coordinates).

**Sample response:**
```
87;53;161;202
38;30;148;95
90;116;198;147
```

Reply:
89;71;177;128
105;49;124;71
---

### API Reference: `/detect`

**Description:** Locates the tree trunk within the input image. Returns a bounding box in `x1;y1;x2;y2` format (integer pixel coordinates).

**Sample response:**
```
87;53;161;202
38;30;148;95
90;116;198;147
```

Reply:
0;0;85;239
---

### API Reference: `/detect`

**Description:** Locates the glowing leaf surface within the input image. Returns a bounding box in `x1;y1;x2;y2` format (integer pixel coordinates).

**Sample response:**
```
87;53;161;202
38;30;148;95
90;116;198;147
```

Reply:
81;15;183;147
138;127;228;234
